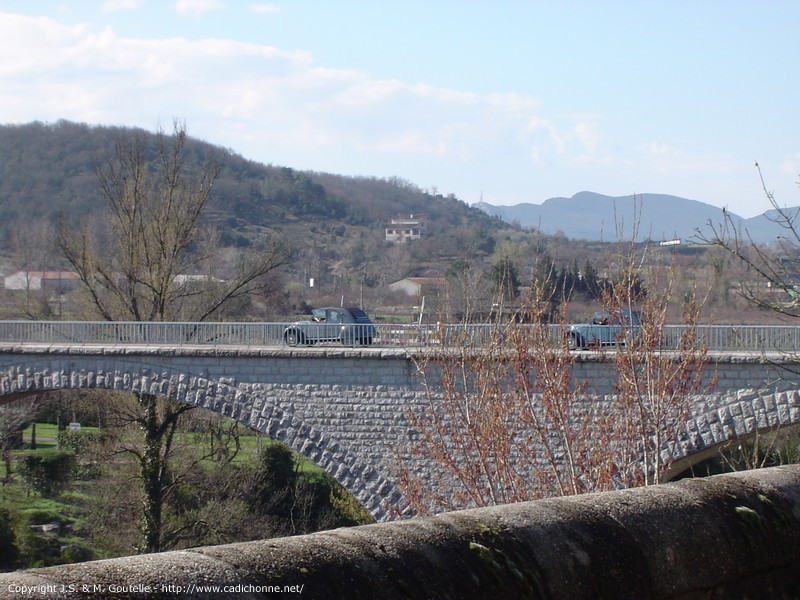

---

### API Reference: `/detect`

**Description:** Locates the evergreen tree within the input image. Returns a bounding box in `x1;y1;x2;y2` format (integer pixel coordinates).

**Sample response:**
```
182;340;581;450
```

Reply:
487;257;520;301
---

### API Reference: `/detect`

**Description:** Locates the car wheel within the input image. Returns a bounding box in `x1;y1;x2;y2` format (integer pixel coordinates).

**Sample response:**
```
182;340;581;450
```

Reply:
284;329;303;346
567;333;582;350
360;336;373;346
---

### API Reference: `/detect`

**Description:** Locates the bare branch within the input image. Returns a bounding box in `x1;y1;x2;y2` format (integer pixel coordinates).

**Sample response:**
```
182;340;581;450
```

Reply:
696;163;800;319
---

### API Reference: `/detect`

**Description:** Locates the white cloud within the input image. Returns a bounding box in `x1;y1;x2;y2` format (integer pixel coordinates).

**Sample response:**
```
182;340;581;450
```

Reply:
174;0;226;18
574;122;600;155
249;4;280;14
640;141;673;157
101;0;145;12
779;153;800;177
0;11;636;203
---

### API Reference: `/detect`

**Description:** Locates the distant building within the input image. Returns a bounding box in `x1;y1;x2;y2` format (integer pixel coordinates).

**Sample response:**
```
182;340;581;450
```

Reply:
3;271;79;293
173;274;225;285
389;277;447;298
385;214;427;243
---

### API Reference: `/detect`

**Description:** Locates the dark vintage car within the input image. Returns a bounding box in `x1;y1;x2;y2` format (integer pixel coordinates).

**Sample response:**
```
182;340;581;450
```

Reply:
283;307;377;346
566;309;641;350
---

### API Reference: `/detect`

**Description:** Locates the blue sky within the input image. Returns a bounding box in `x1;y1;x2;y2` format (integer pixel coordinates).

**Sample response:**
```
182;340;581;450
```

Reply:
0;1;798;218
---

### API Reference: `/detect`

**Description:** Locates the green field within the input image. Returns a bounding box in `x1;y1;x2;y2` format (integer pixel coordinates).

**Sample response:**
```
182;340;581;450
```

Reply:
21;423;87;449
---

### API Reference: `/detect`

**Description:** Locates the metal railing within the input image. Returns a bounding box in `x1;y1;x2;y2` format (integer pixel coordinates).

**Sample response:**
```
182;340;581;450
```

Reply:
0;320;798;352
0;321;287;346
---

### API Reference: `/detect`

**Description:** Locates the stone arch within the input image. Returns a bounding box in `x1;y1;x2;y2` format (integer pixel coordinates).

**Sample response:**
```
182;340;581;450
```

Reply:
0;355;405;521
6;346;798;519
666;387;800;479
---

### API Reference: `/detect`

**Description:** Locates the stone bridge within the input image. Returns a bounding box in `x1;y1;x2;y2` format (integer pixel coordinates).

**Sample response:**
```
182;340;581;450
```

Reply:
0;343;799;520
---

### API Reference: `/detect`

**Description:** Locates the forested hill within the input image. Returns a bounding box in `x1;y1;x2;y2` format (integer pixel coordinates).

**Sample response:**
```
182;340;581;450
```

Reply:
0;120;504;254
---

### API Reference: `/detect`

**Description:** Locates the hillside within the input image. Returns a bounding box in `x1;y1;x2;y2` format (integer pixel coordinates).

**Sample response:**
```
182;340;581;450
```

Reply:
475;191;791;244
2;121;792;326
0;120;505;278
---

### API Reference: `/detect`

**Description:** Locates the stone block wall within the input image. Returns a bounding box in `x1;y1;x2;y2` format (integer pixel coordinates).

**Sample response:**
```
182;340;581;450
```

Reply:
0;345;799;520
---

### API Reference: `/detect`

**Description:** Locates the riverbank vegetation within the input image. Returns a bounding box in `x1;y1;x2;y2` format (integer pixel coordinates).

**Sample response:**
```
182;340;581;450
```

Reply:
0;395;372;571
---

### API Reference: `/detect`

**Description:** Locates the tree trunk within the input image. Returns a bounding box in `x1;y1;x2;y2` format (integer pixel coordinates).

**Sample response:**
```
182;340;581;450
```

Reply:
139;393;163;554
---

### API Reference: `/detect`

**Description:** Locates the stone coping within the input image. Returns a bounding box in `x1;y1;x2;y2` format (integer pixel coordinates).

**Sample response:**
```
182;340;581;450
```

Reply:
0;465;799;599
0;343;793;364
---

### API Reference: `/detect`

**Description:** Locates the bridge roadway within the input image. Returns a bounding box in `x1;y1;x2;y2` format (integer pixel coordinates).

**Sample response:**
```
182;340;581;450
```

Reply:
0;340;799;520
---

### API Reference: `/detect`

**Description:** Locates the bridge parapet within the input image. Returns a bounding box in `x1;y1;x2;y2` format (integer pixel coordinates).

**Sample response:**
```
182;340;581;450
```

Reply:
2;320;800;352
1;466;799;599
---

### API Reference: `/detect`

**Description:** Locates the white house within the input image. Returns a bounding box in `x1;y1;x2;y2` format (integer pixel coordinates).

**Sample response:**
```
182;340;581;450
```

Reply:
389;277;447;298
173;274;225;285
385;214;428;243
3;271;79;292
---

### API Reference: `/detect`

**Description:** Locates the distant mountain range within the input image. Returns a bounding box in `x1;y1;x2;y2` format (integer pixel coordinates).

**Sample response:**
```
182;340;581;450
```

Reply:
474;191;794;245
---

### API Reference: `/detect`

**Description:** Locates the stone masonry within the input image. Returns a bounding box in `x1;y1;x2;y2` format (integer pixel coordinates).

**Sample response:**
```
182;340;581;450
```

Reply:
0;344;798;520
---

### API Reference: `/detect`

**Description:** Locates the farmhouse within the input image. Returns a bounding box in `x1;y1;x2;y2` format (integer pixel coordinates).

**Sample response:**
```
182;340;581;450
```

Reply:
385;214;427;243
389;277;447;298
3;271;79;293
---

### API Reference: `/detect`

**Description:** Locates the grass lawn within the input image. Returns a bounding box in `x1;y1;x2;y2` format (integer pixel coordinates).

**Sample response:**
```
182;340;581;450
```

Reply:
20;423;100;450
183;429;328;477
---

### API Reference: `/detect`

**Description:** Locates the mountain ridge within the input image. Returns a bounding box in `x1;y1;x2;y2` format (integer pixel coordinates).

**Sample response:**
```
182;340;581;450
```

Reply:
474;191;792;244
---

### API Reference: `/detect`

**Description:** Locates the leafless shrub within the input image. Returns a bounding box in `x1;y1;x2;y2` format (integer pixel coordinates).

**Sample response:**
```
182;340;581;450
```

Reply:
400;237;712;513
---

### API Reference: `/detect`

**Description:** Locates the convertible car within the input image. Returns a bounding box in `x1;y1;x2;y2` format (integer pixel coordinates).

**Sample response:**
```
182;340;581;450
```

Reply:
283;307;376;346
566;309;641;350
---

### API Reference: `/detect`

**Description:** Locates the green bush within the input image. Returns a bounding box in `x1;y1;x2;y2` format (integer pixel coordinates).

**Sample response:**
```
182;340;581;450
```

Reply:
57;429;106;455
247;444;372;535
0;508;20;571
58;430;105;481
16;450;76;497
21;508;64;525
73;464;102;481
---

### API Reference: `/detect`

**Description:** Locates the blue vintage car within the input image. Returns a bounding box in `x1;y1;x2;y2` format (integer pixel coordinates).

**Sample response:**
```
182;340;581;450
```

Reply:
283;307;376;346
566;309;641;350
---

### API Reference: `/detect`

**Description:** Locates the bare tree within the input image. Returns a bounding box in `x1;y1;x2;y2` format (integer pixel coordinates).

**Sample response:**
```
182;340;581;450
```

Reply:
695;165;800;471
400;286;625;514
378;244;412;287
445;256;490;322
698;163;800;319
401;242;711;513
57;121;291;553
7;218;61;319
605;246;712;486
60;121;291;323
